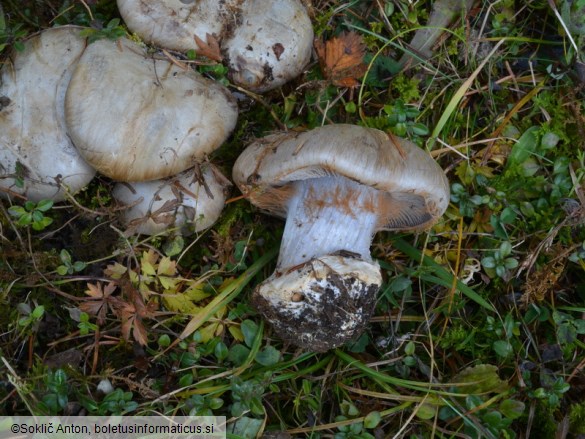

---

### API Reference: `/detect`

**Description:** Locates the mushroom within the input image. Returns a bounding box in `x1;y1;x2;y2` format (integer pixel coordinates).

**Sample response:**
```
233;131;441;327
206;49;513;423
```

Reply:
112;164;229;236
232;124;450;351
116;0;313;92
64;36;238;182
0;26;96;201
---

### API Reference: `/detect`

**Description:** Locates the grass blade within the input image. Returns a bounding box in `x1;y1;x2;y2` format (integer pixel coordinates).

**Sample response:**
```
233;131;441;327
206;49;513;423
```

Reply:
391;238;495;312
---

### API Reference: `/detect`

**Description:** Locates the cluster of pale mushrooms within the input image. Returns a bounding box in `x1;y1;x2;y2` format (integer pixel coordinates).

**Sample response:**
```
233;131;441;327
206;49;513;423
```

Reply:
0;0;449;351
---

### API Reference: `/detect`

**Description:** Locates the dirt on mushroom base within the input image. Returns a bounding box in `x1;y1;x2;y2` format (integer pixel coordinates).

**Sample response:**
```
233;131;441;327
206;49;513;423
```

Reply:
252;257;380;352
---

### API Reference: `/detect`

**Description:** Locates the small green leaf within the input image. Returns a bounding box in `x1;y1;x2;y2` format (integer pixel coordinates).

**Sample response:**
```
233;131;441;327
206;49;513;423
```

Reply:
209;397;223;410
8;206;26;217
227;344;250;366
228;417;263;438
53;368;67;385
415;403;437;420
60;250;72;264
520;201;535;217
364;411;382;428
240;319;258;348
451;364;508;394
482;410;504;428
106;18;121;29
345;102;357;113
499;399;525;419
500;207;517;224
17;213;32;226
163;235;184;257
405;341;415;356
73;261;87;272
178;374;193;387
158;334;171;347
482;256;496;269
403;356;416;366
499;241;512;257
504;258;519;269
541;131;560;149
36;199;54;212
31;305;45;319
342;401;359;417
214;341;228;361
411;122;429;136
506;126;540;170
33;216;53;231
56;265;69;276
493;340;513;357
32;210;44;223
250;397;265;415
255;346;280;366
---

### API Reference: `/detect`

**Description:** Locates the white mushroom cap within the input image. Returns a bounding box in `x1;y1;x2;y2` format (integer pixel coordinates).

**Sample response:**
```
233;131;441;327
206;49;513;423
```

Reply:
65;37;238;182
222;0;314;92
0;26;96;201
116;0;228;53
116;0;313;92
233;124;450;351
112;164;228;235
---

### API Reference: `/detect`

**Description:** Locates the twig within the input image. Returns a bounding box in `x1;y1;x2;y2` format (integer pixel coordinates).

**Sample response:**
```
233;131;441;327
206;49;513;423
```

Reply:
229;84;286;131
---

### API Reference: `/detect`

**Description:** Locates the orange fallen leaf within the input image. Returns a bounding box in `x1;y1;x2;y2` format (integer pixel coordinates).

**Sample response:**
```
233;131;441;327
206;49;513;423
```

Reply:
315;31;368;87
194;33;222;62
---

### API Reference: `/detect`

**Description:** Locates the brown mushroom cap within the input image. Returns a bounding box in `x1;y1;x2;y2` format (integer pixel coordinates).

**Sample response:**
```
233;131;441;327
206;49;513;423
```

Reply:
65;37;238;182
232;124;450;232
0;26;96;201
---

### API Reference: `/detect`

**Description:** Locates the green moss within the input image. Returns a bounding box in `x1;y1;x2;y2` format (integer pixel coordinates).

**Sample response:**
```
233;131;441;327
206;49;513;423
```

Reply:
530;403;559;437
390;73;421;102
570;401;585;434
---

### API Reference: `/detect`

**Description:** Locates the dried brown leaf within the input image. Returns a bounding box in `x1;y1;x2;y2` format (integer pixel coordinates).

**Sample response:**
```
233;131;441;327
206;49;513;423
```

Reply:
520;255;565;306
80;282;119;325
116;284;158;346
194;33;222;62
315;31;368;87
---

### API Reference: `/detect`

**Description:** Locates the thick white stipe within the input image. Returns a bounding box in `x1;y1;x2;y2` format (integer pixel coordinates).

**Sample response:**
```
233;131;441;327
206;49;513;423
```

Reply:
277;176;380;268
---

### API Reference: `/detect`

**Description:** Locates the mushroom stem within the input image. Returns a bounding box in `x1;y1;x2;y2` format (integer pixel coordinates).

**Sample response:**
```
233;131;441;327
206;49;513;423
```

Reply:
278;176;381;269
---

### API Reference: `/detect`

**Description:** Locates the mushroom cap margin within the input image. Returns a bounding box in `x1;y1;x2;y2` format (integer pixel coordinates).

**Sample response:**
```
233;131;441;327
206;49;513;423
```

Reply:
0;26;96;201
232;124;450;231
112;164;229;236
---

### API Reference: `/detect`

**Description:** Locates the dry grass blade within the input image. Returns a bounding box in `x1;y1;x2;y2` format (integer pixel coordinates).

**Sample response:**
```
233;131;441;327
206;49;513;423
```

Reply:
159;247;277;355
429;38;507;148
